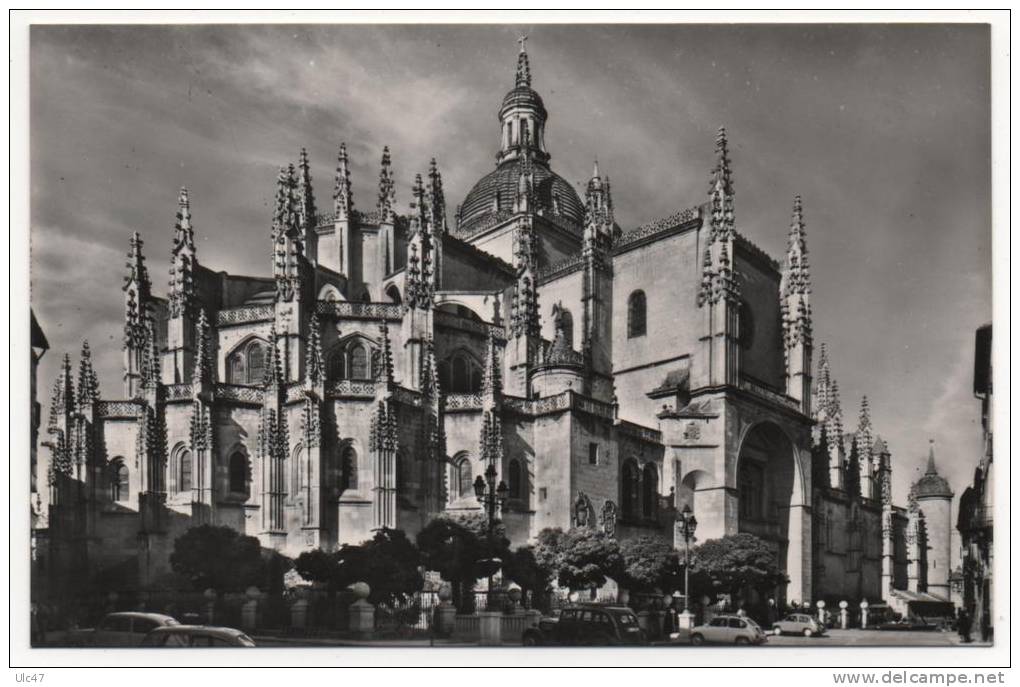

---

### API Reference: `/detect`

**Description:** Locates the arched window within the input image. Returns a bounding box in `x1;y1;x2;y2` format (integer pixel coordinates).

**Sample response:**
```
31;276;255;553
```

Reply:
642;463;659;519
229;452;249;497
341;446;358;492
247;342;266;383
622;459;640;521
560;309;574;349
441;351;482;393
508;458;522;499
109;459;129;503
450;454;473;501
227;339;269;385
628;290;647;339
179;449;192;494
385;285;402;305
350;345;370;380
169;444;191;494
291;445;304;495
329;351;346;380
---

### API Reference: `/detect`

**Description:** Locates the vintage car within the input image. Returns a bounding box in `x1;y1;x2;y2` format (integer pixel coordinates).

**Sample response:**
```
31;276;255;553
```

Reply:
522;604;648;646
140;625;256;647
69;612;180;647
771;613;827;637
690;615;768;645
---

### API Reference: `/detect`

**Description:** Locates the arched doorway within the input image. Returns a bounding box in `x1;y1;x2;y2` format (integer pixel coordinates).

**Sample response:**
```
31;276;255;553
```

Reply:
735;422;805;606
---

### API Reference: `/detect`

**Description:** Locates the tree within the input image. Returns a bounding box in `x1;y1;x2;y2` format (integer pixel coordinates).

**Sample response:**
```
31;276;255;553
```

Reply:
620;534;682;593
502;546;548;601
294;529;422;606
556;528;624;592
169;525;266;592
355;528;423;605
416;514;509;611
689;533;788;605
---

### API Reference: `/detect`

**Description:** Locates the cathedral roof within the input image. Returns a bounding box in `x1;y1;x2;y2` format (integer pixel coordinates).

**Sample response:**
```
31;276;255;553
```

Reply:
456;158;585;239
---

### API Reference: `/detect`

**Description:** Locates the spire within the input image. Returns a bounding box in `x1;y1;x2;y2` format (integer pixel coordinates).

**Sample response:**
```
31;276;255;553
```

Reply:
584;159;614;246
482;331;502;402
333;142;353;221
141;318;161;389
77;340;100;406
173;187;195;254
305;312;324;387
377;146;396;224
708;126;735;242
510;217;540;338
263;327;283;389
426;157;446;235
376;322;395;385
296;147;317;239
515;34;531;87
124;232;152;349
272;165;303;300
925;439;937;475
420;338;441;400
191;308;213;386
49;353;76;426
169;187;198;318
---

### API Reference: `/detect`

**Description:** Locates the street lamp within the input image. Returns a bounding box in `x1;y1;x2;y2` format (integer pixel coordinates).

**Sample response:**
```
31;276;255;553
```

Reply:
474;463;509;611
677;504;698;617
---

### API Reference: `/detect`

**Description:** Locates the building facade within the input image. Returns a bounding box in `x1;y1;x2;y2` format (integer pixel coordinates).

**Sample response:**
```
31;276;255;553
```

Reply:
33;43;948;610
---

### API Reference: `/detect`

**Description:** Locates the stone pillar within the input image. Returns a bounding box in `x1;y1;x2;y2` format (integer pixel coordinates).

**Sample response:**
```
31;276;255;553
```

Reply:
203;588;216;625
435;583;456;636
348;582;375;637
816;600;826;625
291;598;309;630
241;587;261;632
839;600;848;630
859;600;869;629
478;610;502;646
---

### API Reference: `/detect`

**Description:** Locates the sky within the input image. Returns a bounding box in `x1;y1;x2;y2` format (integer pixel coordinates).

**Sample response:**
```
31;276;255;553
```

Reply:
29;23;991;508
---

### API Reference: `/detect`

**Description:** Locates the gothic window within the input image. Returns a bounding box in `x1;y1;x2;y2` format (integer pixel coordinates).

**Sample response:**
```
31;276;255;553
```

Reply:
229;452;249;497
350;345;370;380
738;300;755;350
642;463;659;519
738;460;765;520
109;459;129;503
385;285;402;305
450;453;473;501
329;351;346;380
508;458;522;499
291;445;304;495
560;309;574;349
621;459;640;521
227;339;269;386
179;449;192;494
627;290;647;339
341;446;358;492
440;351;482;393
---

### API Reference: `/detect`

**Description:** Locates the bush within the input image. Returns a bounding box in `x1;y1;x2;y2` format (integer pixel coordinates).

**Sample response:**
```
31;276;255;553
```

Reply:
169;525;266;593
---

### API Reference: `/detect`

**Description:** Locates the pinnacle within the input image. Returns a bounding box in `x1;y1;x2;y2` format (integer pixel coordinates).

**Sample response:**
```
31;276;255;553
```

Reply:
926;439;937;474
515;43;531;88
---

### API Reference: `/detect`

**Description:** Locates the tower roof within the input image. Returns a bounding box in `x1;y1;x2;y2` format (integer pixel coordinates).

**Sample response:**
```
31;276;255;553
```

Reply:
914;440;953;498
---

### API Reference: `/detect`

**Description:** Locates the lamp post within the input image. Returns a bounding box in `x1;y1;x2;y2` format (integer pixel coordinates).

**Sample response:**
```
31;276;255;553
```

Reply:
473;463;509;611
676;504;698;629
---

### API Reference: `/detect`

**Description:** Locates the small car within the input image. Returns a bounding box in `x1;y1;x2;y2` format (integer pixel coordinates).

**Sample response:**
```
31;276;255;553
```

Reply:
70;612;179;647
772;613;826;637
522;604;647;646
140;625;256;647
690;614;768;645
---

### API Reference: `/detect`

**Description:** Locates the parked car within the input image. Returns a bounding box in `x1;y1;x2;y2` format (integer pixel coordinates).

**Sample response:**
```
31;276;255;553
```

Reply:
140;625;256;647
70;612;179;647
772;613;826;637
690;615;768;645
522;604;647;646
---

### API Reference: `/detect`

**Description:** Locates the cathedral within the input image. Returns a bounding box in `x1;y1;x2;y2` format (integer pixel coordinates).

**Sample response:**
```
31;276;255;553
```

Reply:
32;42;953;613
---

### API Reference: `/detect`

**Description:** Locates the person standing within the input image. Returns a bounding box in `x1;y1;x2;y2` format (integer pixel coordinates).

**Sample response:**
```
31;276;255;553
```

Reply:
957;608;972;643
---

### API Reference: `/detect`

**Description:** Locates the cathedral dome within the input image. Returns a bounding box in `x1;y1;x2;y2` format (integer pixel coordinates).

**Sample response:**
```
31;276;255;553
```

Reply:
456;159;585;238
500;85;547;120
914;443;954;499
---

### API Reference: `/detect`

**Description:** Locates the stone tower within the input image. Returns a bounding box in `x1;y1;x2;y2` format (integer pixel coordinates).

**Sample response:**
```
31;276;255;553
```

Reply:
912;440;954;600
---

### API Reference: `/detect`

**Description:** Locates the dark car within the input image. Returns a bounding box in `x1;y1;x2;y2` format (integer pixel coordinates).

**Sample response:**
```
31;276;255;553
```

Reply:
522;604;647;646
140;625;256;647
